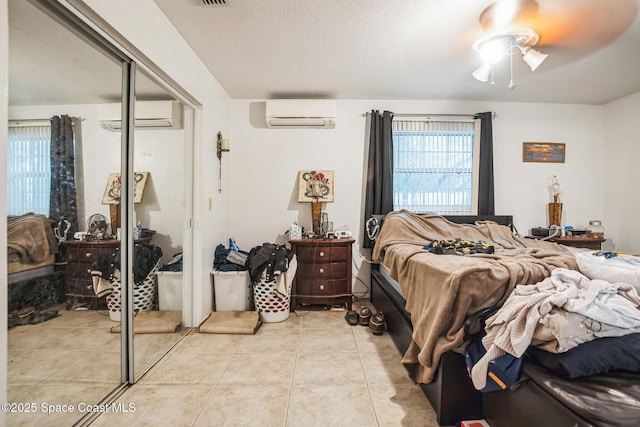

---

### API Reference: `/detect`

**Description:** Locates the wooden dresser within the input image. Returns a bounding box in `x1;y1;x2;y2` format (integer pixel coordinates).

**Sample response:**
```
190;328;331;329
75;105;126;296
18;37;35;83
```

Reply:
62;239;119;307
289;238;354;310
62;238;150;307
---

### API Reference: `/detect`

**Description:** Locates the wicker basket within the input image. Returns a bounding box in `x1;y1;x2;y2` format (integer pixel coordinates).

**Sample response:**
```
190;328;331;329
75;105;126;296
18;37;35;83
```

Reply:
253;279;290;323
106;260;160;321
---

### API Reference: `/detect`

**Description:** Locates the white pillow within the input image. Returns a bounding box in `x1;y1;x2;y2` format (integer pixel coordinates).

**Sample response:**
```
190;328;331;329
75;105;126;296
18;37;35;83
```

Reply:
576;251;640;291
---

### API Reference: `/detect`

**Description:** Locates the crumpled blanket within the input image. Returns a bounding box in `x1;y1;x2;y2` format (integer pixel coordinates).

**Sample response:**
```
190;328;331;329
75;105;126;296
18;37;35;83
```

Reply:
8;213;57;274
372;210;577;384
471;268;640;390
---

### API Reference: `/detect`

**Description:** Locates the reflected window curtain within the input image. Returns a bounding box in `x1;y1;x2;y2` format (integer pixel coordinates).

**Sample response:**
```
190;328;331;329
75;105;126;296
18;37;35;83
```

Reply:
475;112;495;215
363;110;394;248
49;115;79;236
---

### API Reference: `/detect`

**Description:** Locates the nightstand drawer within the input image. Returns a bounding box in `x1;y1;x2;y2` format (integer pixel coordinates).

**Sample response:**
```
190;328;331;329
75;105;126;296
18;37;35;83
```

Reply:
294;278;349;296
296;262;347;278
294;245;348;262
65;262;94;279
67;246;100;263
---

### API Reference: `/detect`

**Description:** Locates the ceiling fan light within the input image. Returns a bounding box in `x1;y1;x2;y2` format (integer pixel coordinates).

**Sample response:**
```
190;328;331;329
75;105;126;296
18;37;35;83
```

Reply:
522;48;548;71
472;63;492;82
479;39;506;64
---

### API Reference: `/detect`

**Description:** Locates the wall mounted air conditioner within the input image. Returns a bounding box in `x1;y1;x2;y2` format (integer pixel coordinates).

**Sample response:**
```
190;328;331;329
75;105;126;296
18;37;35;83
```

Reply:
98;100;183;131
266;99;336;129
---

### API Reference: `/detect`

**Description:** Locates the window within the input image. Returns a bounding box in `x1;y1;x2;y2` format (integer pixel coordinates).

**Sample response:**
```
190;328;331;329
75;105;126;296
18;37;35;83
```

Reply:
393;119;478;215
7;124;52;216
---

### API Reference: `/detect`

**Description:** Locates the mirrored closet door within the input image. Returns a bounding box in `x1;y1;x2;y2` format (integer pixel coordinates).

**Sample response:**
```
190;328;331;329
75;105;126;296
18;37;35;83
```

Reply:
131;69;191;381
6;0;193;424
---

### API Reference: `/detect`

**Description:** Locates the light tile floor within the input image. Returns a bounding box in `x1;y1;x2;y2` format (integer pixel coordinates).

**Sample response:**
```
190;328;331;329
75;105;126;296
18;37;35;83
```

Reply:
92;302;440;427
6;307;186;426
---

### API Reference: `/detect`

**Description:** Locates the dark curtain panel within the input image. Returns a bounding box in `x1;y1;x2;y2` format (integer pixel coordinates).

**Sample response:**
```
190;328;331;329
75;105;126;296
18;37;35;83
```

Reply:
49;115;79;236
363;110;394;248
475;112;495;215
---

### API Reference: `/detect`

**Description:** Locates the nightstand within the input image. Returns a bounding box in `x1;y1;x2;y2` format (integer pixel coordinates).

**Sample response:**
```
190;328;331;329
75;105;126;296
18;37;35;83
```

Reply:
526;235;605;250
62;237;151;308
548;237;605;250
289;238;354;310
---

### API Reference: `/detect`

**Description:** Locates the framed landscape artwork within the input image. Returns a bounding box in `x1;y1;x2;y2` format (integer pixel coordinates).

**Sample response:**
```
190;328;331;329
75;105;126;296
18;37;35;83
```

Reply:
522;142;566;163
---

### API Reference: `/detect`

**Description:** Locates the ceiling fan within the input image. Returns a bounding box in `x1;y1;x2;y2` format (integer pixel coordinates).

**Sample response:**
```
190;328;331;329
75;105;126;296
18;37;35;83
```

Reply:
471;0;638;89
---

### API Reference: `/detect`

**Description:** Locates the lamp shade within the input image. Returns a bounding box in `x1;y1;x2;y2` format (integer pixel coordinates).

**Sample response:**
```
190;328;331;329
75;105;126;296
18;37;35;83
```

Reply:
297;170;334;203
522;48;548;71
472;63;492;82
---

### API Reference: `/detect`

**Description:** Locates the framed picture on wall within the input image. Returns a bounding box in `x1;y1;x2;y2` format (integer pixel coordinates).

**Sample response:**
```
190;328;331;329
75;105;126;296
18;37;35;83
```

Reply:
522;142;566;163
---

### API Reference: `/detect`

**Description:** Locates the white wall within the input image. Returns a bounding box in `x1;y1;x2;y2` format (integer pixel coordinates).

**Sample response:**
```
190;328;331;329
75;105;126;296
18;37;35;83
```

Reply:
8;104;186;265
1;0;8;416
230;99;606;297
603;91;640;253
83;0;233;325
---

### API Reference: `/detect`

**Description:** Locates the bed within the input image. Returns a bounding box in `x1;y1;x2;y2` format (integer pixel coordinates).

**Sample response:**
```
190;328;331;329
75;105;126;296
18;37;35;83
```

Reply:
370;211;640;426
370;211;577;425
8;213;58;277
7;213;64;324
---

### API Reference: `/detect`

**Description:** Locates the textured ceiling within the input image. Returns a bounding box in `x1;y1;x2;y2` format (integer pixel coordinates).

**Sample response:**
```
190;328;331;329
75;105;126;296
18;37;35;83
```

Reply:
151;0;640;104
8;0;640;106
8;0;171;106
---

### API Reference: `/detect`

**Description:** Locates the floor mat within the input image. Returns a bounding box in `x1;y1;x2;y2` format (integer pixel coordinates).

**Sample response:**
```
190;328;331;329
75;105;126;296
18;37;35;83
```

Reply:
198;311;261;335
110;310;183;334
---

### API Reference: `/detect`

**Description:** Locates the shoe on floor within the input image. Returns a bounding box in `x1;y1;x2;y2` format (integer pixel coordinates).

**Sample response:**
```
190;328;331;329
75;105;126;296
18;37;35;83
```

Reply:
345;310;358;326
358;307;371;326
369;312;386;336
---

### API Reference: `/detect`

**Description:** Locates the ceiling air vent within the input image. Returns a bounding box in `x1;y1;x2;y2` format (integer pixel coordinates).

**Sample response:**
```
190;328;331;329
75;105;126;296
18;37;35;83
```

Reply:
202;0;230;5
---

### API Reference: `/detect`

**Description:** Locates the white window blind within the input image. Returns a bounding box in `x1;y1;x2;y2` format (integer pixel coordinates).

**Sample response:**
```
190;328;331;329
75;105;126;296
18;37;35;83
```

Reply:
393;119;476;215
7;124;51;216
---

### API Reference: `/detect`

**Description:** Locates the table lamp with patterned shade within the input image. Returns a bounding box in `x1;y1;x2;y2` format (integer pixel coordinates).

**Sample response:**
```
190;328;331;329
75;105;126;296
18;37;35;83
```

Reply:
297;170;334;237
102;171;149;235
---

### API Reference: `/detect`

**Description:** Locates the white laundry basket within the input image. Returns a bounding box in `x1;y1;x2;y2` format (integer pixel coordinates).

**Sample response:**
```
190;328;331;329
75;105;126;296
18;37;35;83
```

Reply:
156;271;183;311
106;260;160;321
211;270;252;311
253;279;290;323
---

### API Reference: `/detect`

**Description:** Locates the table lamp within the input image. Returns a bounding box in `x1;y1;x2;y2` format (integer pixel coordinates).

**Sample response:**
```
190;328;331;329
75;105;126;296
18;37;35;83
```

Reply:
297;170;334;237
102;172;149;236
548;175;562;227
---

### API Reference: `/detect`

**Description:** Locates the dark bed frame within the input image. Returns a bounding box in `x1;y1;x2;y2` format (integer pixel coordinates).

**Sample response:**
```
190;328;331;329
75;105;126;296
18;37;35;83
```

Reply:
370;215;514;426
369;214;640;427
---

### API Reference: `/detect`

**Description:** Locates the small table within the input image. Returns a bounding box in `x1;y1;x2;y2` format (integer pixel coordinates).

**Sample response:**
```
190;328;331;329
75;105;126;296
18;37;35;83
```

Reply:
548;237;605;250
527;236;605;250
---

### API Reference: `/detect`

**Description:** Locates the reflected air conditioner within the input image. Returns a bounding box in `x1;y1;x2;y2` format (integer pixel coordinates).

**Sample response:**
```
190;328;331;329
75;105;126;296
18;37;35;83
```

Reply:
98;100;183;131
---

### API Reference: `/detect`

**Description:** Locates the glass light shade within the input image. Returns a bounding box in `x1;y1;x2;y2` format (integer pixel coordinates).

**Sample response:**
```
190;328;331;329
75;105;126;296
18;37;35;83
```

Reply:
479;39;506;64
472;63;492;82
522;48;548;71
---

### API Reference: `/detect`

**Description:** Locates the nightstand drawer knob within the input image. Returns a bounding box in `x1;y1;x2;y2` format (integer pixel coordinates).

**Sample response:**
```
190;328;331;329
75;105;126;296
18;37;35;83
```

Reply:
319;251;324;257
319;268;324;274
320;285;324;290
85;252;92;258
87;269;91;274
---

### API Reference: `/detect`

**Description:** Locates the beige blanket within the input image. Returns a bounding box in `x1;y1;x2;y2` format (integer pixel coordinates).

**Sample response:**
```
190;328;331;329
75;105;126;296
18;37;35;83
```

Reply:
372;211;577;384
7;213;57;274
